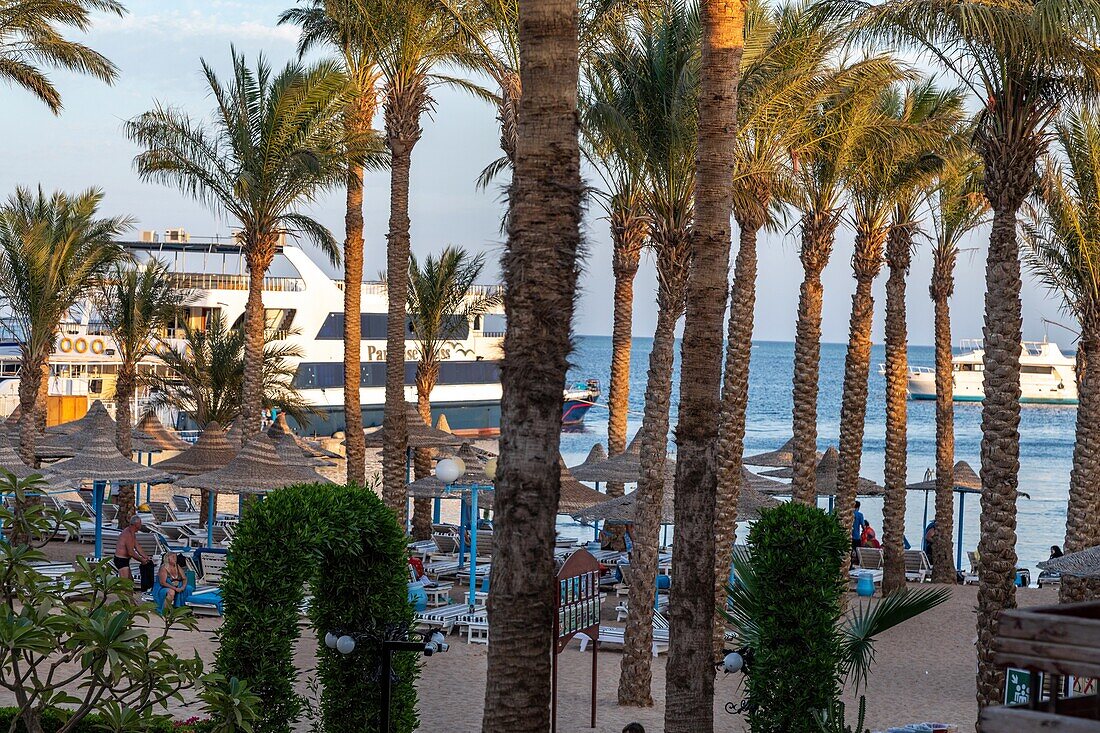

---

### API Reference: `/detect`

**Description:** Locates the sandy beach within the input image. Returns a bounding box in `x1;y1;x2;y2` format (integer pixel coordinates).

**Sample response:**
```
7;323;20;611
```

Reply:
26;536;1058;733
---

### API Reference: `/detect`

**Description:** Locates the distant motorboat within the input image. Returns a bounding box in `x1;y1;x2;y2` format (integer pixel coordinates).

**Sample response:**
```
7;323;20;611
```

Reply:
563;379;601;426
901;339;1077;405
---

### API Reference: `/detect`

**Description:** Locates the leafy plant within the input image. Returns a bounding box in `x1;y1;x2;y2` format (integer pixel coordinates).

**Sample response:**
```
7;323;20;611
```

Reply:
814;696;869;733
722;502;950;733
0;473;204;733
197;675;259;733
215;481;417;733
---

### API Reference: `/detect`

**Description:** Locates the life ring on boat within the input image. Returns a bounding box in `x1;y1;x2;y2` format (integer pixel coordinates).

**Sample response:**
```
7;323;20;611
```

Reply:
58;338;73;353
90;339;105;355
1058;382;1065;390
73;338;88;354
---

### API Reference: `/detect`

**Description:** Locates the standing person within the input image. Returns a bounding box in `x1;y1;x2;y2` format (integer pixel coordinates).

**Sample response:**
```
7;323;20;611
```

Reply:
852;501;865;550
113;515;150;581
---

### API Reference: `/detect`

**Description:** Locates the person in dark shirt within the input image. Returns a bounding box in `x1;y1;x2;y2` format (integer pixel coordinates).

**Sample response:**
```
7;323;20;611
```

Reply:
852;501;865;550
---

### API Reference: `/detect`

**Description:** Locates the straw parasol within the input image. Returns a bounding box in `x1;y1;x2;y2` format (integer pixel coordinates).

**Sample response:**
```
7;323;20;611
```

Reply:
268;413;339;459
363;403;464;449
154;422;237;476
743;437;821;468
135;412;191;452
905;460;1030;498
573;477;780;525
0;438;49;480
46;400;109;436
569;434;645;483
179;434;333;494
1038;545;1100;579
436;413;453;433
37;402;160;458
49;428;176;484
756;446;884;496
570;443;607;473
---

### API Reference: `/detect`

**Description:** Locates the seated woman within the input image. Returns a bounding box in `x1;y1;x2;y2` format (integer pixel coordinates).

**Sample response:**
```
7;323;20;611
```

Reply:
155;552;190;612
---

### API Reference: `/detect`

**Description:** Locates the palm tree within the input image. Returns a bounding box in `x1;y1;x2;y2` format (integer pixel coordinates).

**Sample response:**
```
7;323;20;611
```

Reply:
126;50;350;444
663;0;746;726
479;0;583;728
787;54;909;503
581;59;649;499
341;0;476;526
713;3;839;653
406;247;501;538
928;150;986;583
279;0;387;487
93;259;187;525
836;0;1100;707
0;187;129;466
583;2;700;707
144;312;309;428
840;82;963;589
0;0;125;113
1023;109;1100;602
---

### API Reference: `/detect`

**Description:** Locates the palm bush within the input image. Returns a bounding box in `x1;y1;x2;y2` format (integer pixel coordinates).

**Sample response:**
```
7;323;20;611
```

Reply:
143;313;309;429
722;502;949;733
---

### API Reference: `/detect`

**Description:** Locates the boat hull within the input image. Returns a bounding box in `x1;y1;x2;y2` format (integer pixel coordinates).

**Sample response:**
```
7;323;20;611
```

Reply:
562;399;595;426
907;365;1078;405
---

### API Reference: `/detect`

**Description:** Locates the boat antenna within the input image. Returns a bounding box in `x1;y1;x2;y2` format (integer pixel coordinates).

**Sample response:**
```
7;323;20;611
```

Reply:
1042;317;1080;339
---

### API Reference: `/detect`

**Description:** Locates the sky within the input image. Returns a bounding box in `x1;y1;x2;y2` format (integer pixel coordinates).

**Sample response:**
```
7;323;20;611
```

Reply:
0;0;1073;348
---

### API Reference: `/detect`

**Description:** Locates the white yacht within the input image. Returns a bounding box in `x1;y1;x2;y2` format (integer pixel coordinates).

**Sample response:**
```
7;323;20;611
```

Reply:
0;231;508;436
905;339;1078;405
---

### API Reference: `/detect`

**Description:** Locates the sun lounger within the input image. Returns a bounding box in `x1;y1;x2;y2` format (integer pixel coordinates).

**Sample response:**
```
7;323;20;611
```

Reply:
904;549;932;582
855;547;883;570
576;610;669;657
615;595;668;622
963;551;980;585
415;603;473;633
1037;569;1061;588
432;532;459;554
456;609;489;644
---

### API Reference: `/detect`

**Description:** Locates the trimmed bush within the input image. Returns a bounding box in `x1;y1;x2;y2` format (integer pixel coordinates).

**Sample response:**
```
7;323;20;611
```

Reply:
0;708;199;733
215;483;416;733
743;502;849;733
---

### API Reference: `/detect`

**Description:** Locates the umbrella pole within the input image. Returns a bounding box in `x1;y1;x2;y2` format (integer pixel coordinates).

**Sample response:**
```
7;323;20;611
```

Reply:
469;487;479;612
593;520;600;542
457;496;467;569
956;491;965;571
433;498;440;524
828;495;834;513
93;481;105;560
922;489;930;539
207;494;216;548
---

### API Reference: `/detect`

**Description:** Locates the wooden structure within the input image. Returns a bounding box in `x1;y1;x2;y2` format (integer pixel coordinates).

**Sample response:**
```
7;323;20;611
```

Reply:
983;600;1100;731
552;549;600;733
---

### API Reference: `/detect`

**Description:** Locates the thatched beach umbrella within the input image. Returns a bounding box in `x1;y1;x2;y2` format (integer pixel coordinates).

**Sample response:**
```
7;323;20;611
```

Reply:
180;434;332;545
573;475;780;526
155;422;236;476
1038;545;1100;579
135;412;191;452
757;447;884;497
49;429;176;558
0;440;49;480
268;413;339;459
905;459;1028;570
569;434;645;484
743;437;821;468
363;403;464;449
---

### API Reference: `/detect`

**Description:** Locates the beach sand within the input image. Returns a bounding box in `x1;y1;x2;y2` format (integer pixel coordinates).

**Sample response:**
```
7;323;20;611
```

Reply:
25;537;1059;732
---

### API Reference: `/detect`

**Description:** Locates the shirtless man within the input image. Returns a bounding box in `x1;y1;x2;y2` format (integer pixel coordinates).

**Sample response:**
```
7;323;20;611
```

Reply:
114;515;150;581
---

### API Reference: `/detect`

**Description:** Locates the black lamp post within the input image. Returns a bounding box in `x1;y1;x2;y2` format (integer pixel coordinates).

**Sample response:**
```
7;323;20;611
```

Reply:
325;624;449;733
716;646;755;716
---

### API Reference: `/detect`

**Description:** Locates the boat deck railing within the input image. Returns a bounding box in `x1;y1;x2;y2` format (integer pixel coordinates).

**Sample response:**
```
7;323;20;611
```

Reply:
167;272;305;293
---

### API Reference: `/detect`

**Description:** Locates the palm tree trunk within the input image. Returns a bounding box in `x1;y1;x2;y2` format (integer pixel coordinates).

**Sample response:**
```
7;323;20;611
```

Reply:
976;203;1023;710
882;226;911;594
1061;324;1100;602
836;275;876;573
412;367;438;541
241;242;275;442
114;360;137;527
480;0;582;727
343;156;367;487
930;275;957;583
712;216;760;655
606;217;644;498
619;302;679;708
381;100;422;529
791;212;838;503
17;351;44;467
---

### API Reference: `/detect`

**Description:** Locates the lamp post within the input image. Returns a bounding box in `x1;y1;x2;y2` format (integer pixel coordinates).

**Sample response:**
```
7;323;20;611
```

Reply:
716;646;755;716
434;455;496;612
325;625;448;733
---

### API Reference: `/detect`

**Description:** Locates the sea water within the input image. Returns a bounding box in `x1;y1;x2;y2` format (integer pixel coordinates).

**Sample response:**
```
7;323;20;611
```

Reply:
560;336;1072;576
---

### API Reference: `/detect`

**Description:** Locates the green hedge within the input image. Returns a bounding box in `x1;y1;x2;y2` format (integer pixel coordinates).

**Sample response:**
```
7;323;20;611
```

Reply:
0;708;213;733
215;483;416;733
744;501;849;733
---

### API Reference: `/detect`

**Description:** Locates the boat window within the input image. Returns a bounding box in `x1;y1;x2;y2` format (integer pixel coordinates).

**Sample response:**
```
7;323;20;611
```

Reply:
954;364;971;372
316;313;469;341
1021;365;1053;374
482;314;506;336
293;359;500;389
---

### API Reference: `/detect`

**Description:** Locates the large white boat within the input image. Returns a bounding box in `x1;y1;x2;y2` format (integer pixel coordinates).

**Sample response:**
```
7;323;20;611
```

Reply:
905;339;1078;405
0;231;510;436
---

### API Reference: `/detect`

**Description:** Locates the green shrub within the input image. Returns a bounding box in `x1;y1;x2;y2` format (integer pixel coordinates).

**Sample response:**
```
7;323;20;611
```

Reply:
742;502;848;733
0;707;181;733
215;483;416;733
